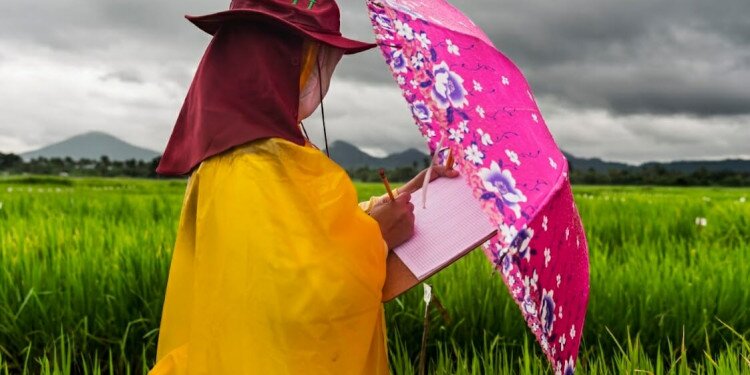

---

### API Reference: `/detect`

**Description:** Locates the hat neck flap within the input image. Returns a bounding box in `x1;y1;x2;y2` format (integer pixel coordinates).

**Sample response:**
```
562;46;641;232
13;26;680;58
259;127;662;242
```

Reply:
157;23;305;176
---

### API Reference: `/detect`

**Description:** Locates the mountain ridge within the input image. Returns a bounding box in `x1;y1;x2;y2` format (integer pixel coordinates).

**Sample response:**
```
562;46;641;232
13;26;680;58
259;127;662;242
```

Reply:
329;140;429;170
12;132;750;174
21;131;160;161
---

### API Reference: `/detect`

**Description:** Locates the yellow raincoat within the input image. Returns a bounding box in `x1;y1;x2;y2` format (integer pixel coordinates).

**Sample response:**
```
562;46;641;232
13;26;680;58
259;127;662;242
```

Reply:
150;138;389;374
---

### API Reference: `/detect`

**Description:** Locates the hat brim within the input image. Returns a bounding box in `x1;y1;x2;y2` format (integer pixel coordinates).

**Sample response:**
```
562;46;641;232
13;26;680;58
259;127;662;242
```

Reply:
186;10;377;55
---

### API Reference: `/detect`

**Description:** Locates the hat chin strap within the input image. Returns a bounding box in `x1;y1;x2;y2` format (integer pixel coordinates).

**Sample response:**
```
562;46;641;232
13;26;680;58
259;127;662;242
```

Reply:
317;57;330;157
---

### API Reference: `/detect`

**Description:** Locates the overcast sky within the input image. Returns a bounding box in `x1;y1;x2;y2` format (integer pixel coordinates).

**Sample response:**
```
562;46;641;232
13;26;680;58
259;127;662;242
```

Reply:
0;0;748;163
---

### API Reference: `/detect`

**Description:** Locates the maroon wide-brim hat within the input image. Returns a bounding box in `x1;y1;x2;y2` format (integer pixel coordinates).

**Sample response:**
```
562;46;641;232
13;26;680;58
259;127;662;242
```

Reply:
186;0;377;54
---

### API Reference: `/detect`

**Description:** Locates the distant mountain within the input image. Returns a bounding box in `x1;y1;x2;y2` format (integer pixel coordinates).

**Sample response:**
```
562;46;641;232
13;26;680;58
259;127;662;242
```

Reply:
19;131;746;174
641;160;750;174
330;141;750;174
332;141;638;172
21;131;159;161
564;153;750;174
329;141;428;170
563;152;635;173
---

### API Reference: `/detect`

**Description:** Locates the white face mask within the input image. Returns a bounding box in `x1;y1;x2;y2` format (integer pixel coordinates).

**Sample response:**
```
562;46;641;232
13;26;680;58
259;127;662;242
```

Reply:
298;44;344;122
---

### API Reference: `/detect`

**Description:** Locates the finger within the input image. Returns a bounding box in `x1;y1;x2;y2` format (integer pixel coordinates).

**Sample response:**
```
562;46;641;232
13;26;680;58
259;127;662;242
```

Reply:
438;165;460;177
444;169;460;178
428;166;446;181
375;195;391;206
396;192;412;203
406;202;415;212
429;165;460;180
396;186;415;197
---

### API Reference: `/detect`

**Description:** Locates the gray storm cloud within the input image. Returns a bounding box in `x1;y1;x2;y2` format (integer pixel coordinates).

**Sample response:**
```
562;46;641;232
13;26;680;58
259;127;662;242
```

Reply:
337;0;750;117
0;0;747;163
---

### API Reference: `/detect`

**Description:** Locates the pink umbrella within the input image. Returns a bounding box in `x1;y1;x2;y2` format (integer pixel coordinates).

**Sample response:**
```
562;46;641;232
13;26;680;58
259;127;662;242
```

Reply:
367;0;590;372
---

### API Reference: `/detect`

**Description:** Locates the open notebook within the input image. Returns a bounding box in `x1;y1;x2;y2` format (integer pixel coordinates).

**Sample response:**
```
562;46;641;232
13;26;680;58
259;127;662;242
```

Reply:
383;177;497;301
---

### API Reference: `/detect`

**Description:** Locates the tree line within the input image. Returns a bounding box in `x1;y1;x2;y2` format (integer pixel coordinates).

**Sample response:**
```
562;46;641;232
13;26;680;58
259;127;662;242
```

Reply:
569;165;750;187
1;152;748;186
0;153;160;178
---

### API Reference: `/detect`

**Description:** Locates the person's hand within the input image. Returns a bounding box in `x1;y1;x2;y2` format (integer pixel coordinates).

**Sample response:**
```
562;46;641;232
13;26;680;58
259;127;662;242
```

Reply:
399;165;460;195
369;192;415;250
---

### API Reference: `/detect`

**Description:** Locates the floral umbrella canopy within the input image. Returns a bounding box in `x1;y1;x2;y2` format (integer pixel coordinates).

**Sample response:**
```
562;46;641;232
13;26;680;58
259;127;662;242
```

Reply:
366;0;590;372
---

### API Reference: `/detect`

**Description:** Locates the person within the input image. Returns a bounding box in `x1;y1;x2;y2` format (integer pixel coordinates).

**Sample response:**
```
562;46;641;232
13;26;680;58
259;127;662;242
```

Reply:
149;1;457;374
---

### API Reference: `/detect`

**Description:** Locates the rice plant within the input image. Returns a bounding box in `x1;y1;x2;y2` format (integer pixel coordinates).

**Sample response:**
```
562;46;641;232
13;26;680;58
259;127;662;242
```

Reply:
0;177;748;374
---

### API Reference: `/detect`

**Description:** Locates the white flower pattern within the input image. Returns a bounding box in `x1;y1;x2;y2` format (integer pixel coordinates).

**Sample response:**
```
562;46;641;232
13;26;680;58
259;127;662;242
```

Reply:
499;223;518;246
505;149;520;166
476;105;485;118
473;80;483;92
464;143;485;165
446;39;460;55
477;128;493;146
410;52;425;69
459;120;469;133
394;20;414;40
448;128;464;143
415;31;431;49
559;335;567;351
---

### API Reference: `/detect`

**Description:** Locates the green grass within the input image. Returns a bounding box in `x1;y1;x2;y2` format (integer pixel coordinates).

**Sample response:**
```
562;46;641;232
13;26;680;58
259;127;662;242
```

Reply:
0;177;748;374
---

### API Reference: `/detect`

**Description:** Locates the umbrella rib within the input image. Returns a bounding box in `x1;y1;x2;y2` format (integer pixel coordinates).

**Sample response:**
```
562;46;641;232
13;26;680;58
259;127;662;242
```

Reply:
376;42;402;49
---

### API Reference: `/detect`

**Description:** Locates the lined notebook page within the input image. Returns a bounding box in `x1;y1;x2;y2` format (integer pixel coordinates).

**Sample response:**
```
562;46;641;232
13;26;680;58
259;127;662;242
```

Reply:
394;177;497;279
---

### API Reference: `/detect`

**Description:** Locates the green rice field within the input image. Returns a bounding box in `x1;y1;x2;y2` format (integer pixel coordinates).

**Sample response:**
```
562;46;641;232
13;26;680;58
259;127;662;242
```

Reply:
0;176;748;374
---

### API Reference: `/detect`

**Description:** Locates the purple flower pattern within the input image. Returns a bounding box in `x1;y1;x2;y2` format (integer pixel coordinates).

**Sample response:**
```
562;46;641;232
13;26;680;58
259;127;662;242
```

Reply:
540;289;556;336
410;101;432;123
478;161;527;218
368;1;590;372
390;49;408;73
431;62;469;109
